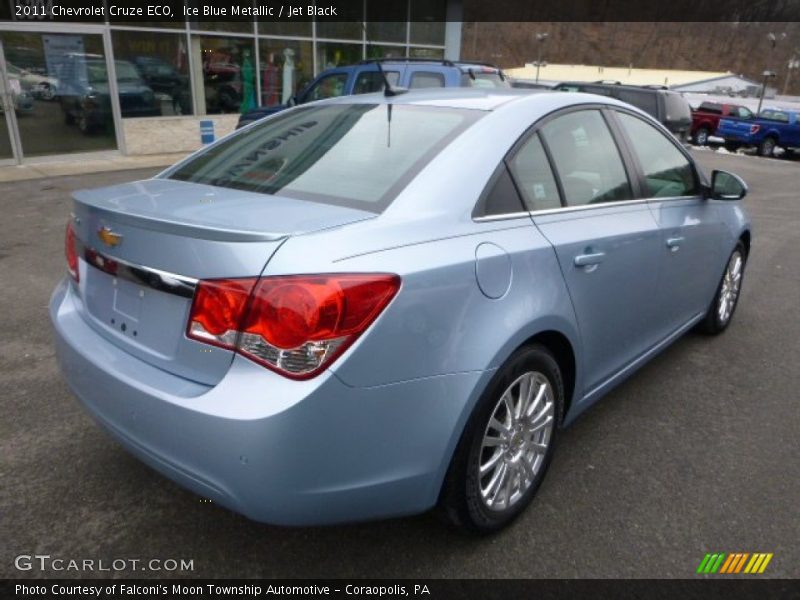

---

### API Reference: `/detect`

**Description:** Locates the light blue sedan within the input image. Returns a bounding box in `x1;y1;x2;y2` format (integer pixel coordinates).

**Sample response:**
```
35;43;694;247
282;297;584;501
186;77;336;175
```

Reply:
50;89;751;533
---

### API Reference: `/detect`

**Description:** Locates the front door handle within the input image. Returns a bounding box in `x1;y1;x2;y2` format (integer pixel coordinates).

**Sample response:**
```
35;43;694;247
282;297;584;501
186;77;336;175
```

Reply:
574;252;606;267
666;236;685;251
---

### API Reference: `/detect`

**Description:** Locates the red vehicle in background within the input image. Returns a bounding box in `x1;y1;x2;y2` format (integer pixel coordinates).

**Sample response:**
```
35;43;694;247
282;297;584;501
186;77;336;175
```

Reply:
691;101;754;146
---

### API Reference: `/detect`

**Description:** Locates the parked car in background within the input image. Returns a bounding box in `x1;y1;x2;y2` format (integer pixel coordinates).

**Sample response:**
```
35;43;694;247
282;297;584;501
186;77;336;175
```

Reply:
0;76;34;114
689;101;754;146
553;81;692;141
717;107;800;157
6;62;59;100
510;79;553;90
236;58;509;128
52;89;751;533
58;54;161;134
130;56;191;115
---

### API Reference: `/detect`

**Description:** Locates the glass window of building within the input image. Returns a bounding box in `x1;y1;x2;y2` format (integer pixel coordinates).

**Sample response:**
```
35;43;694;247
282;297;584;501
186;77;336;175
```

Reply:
409;0;447;45
316;23;364;41
366;23;408;44
366;45;408;60
1;31;117;156
258;39;313;107
259;22;313;37
191;36;256;115
112;30;191;116
316;42;363;71
366;1;408;43
410;47;445;59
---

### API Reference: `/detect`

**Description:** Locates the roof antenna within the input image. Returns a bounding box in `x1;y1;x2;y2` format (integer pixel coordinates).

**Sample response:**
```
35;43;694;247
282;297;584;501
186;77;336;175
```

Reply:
361;21;408;97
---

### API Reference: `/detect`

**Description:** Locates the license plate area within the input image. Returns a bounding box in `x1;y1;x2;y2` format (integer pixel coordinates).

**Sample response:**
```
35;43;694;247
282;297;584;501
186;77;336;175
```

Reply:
83;265;188;358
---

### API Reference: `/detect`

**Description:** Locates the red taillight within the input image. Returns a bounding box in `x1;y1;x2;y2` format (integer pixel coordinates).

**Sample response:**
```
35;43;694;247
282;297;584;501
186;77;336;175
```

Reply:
187;274;400;379
65;221;79;282
750;124;761;135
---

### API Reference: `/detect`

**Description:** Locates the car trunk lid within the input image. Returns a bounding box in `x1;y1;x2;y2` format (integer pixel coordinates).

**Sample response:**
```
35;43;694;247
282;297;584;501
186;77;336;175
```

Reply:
69;178;375;386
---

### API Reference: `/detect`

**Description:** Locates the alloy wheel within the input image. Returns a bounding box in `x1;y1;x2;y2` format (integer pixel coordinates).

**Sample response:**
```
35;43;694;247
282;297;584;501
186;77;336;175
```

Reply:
479;371;555;512
718;250;743;325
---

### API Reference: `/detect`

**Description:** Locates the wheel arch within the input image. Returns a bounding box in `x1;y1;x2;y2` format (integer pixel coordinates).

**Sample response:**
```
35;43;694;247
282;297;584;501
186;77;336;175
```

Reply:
739;229;751;257
519;330;577;425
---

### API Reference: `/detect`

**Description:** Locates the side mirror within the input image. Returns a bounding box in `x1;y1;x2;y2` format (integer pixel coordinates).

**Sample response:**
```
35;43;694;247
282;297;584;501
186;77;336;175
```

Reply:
709;169;747;200
286;95;297;107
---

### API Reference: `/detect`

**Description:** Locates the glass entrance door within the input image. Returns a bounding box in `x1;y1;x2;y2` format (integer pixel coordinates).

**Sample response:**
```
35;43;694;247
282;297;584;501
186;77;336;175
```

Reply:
0;40;19;163
0;30;119;161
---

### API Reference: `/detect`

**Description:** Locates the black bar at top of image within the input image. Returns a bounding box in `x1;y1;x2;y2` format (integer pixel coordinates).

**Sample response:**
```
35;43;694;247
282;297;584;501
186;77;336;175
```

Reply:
1;0;800;23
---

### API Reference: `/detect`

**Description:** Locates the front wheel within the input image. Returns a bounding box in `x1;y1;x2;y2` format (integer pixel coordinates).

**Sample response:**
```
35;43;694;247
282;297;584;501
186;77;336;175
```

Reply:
694;127;710;146
440;344;563;534
697;242;746;335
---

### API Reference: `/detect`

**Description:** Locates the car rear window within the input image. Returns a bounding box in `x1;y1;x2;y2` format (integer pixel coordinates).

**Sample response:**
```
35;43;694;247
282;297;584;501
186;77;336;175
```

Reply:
460;71;510;89
663;92;691;123
167;103;483;211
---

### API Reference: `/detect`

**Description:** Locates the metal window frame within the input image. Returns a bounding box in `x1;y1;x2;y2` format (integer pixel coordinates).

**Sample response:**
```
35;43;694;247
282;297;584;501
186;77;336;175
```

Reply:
0;8;447;162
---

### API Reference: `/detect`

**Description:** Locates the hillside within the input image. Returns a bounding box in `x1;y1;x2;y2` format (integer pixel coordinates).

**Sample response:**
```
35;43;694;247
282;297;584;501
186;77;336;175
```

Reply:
460;22;800;95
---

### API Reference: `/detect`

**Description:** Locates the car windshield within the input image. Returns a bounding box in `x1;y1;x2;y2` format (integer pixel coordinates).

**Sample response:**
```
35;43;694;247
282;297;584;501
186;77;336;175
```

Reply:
167;103;483;211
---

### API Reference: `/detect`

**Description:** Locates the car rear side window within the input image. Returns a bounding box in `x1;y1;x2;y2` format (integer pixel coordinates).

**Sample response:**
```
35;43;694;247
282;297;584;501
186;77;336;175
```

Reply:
409;71;446;89
353;71;400;94
507;133;561;211
167;103;483;211
616;112;698;198
616;89;658;117
539;110;632;206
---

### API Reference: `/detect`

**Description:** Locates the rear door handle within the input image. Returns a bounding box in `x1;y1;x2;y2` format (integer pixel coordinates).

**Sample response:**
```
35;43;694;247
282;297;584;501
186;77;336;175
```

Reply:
574;252;606;267
666;236;685;251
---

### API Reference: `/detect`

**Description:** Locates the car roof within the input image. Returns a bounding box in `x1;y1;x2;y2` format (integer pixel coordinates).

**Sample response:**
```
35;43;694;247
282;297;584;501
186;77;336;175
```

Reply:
321;87;635;113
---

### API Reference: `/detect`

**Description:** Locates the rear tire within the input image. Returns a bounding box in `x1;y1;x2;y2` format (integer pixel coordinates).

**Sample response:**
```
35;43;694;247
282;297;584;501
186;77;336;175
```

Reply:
439;344;563;534
697;242;747;335
758;136;777;157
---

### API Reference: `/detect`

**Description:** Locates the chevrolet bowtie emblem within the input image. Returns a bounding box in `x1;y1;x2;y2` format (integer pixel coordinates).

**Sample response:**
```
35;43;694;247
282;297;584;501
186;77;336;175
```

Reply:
97;226;123;248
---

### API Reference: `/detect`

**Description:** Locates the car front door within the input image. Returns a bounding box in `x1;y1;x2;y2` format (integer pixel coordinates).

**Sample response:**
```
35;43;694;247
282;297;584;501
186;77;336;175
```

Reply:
611;109;725;335
519;108;664;396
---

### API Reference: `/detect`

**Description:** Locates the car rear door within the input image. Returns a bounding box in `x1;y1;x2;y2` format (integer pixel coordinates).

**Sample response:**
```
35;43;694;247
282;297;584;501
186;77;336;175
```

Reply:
518;107;664;395
609;108;725;336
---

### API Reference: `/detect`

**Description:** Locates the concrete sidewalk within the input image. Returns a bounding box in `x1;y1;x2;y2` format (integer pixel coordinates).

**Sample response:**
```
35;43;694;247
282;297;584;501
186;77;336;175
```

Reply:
0;152;189;183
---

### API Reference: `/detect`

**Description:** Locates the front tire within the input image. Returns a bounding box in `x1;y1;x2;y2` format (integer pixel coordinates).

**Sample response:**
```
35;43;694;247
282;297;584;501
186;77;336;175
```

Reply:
694;127;710;146
440;344;563;534
698;242;746;335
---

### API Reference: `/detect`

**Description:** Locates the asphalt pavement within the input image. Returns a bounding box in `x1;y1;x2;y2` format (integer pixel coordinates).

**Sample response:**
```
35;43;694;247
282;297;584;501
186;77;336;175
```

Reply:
1;151;798;578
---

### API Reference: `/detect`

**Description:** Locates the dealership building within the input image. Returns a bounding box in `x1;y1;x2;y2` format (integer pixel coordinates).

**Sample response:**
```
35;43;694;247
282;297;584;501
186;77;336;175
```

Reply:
0;1;463;165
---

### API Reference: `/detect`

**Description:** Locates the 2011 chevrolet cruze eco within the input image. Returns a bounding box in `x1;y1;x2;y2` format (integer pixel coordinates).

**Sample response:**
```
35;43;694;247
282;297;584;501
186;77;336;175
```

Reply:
51;89;751;533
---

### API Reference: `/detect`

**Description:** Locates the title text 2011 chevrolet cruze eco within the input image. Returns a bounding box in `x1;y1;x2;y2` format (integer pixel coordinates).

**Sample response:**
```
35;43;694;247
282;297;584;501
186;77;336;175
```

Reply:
51;89;751;533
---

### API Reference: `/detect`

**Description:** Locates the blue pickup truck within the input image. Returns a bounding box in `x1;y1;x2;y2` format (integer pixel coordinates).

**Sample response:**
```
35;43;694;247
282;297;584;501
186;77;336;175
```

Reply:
237;58;509;128
717;107;800;157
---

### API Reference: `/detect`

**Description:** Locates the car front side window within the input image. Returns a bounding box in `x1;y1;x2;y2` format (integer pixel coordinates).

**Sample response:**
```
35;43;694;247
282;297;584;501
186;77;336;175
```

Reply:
616;111;698;198
539;110;632;206
305;73;348;102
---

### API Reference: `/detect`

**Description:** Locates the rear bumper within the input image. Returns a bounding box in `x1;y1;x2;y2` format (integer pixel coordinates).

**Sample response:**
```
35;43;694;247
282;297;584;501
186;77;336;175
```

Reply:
50;278;485;525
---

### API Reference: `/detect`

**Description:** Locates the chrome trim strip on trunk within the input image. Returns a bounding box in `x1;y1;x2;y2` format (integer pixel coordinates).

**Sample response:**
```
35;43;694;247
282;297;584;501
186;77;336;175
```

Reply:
76;238;198;299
